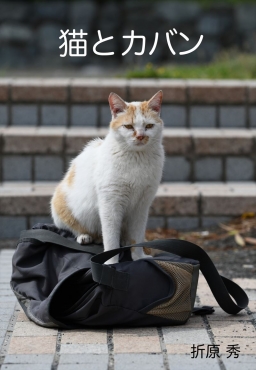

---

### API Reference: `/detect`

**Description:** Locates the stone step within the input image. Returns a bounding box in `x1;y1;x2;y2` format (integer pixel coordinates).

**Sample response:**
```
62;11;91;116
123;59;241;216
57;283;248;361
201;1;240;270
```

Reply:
0;181;256;243
0;79;256;129
0;127;256;182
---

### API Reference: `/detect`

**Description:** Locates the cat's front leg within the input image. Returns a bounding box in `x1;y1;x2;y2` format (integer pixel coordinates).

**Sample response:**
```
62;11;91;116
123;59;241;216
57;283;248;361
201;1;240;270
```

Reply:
122;204;151;261
98;190;127;264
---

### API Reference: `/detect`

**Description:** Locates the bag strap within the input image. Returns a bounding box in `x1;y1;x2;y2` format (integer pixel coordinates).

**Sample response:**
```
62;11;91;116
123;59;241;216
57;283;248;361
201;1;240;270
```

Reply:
19;229;104;255
90;239;249;315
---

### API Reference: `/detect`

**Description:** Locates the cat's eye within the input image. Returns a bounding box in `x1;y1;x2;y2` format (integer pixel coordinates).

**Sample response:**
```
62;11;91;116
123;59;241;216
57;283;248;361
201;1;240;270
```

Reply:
124;124;134;130
145;124;154;129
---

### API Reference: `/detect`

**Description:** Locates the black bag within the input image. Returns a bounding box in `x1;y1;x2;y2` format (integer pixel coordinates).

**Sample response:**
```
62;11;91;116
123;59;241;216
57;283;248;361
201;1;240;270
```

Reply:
10;224;249;329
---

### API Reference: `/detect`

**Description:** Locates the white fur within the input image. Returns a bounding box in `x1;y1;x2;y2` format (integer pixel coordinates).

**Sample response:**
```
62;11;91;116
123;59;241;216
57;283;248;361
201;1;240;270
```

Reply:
51;98;165;264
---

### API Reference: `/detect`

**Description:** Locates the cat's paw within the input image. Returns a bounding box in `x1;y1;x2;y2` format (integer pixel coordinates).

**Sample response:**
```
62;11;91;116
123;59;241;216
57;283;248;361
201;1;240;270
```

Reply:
131;247;152;261
77;234;93;244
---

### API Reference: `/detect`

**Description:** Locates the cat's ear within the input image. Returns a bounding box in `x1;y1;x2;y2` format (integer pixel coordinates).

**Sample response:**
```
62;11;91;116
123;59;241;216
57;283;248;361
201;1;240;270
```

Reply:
148;90;163;114
109;92;127;117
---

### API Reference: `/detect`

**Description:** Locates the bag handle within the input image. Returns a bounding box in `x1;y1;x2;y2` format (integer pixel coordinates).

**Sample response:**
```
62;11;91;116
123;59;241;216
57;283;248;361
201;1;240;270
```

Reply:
90;239;249;315
19;229;104;255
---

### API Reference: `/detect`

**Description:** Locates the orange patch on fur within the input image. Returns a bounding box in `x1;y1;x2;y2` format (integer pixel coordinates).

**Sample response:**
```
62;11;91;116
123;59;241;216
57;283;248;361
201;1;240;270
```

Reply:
66;164;76;187
140;101;163;125
52;185;87;234
110;105;136;130
143;247;152;255
140;101;149;115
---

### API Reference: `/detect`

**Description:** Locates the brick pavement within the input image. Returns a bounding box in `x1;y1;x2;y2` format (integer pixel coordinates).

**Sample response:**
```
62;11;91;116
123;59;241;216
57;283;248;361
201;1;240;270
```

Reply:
0;249;256;370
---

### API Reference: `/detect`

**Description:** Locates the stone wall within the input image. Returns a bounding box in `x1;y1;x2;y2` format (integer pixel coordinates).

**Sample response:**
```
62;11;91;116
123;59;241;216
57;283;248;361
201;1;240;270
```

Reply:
0;1;256;68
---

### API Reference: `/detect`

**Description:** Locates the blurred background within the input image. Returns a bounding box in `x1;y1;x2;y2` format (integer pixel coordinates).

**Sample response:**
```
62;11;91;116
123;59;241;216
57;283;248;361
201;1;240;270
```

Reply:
0;0;255;78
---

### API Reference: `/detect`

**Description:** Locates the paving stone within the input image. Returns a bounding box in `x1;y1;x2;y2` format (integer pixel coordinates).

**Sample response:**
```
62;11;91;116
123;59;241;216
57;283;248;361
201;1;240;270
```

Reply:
62;329;107;344
115;354;164;370
166;343;197;354
11;105;37;126
163;327;211;345
220;106;246;128
58;365;106;370
59;353;108;364
162;156;191;181
222;356;256;370
41;105;67;126
0;216;26;239
8;336;57;354
71;105;97;126
161;105;186;127
190;106;216;128
114;328;161;353
167;217;199;230
232;279;256;290
0;314;13;322
34;155;63;181
16;311;30;322
210;321;256;337
0;321;12;330
167;354;219;370
3;155;32;181
0;296;16;302
195;157;222;181
0;337;5;347
226;157;254;181
0;289;13;296
244;290;256;301
4;354;54;364
13;322;57;337
214;337;256;354
206;307;249;321
0;104;8;126
1;365;51;370
0;328;7;336
60;343;108;354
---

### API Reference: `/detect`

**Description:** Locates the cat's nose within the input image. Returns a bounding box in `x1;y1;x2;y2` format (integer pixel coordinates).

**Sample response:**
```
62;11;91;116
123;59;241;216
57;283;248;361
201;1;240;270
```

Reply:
136;135;145;141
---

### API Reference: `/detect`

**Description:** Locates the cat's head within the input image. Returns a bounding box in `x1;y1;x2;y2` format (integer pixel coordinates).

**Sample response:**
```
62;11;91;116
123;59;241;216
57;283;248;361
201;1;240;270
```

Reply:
108;90;163;150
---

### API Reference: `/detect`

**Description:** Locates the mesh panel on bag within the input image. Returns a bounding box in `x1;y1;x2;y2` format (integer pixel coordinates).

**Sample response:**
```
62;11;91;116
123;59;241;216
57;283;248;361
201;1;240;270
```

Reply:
146;261;193;322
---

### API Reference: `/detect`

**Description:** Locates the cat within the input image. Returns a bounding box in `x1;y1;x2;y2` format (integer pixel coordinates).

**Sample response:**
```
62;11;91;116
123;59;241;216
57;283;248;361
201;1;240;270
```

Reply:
51;90;165;264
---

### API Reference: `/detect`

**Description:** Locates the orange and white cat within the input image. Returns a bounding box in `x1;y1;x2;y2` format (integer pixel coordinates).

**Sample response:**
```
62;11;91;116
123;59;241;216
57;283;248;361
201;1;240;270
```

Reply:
51;90;165;263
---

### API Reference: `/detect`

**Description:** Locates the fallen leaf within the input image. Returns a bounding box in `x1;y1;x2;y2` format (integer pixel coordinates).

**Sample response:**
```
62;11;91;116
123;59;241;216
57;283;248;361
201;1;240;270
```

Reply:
235;233;245;247
241;212;255;219
245;237;256;246
219;223;234;232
